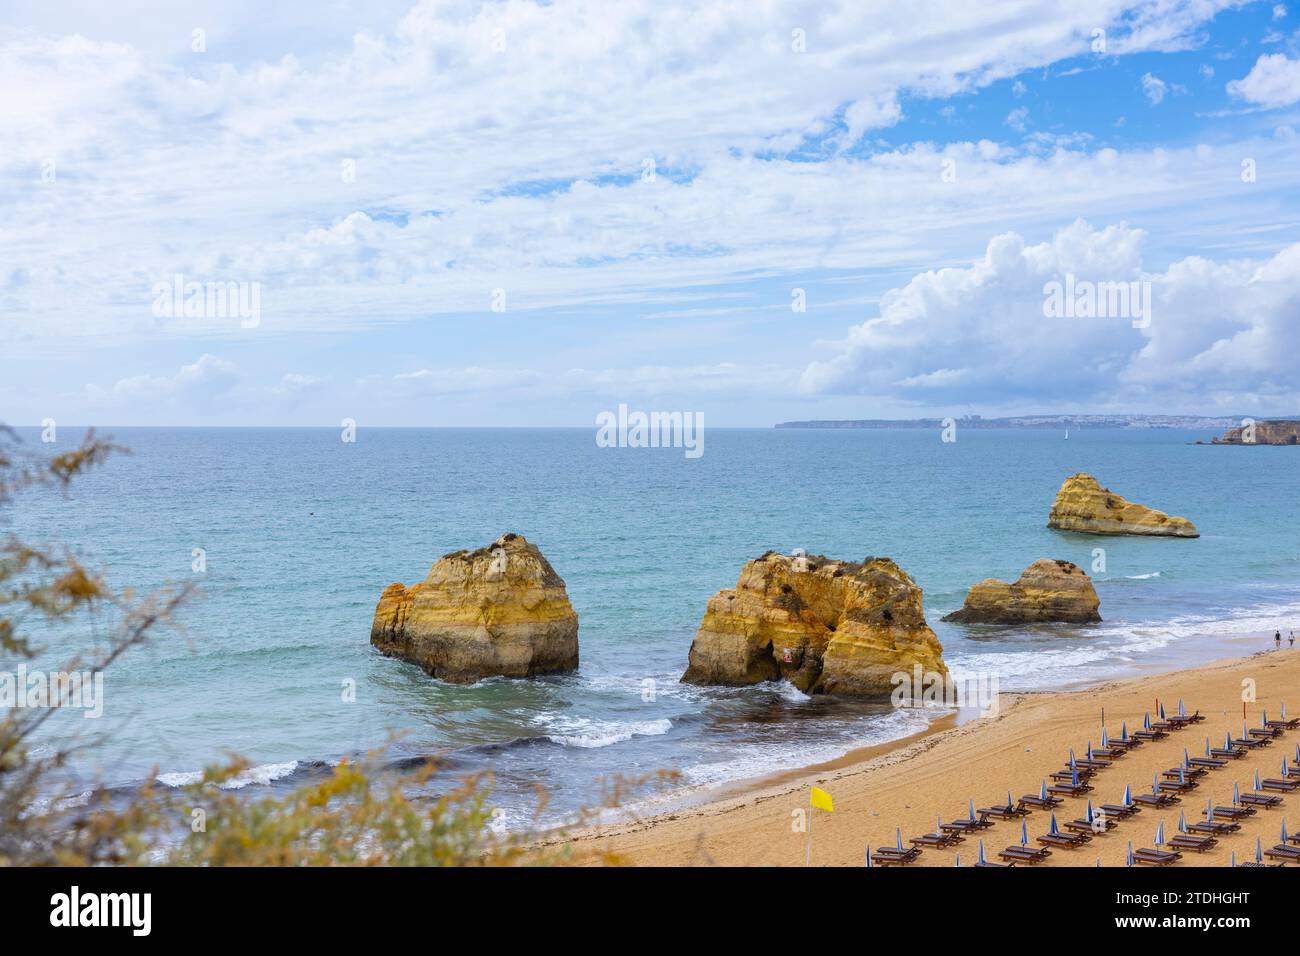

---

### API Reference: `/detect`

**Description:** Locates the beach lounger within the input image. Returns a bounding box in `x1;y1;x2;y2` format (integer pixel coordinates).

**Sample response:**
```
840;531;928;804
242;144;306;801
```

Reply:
1248;727;1282;739
1187;820;1240;836
998;846;1050;864
978;804;1029;820
1017;795;1062;811
1157;778;1199;793
1133;792;1180;808
1100;803;1141;820
1162;766;1207;780
1259;777;1299;793
1263;844;1300;863
1065;817;1117;834
1167;834;1215;853
1231;737;1269;750
1237;792;1282;808
1186;756;1227;770
975;859;1012;867
1209;746;1244;759
1206;805;1253;821
1047;782;1092;798
1050;767;1095;782
1132;847;1181;865
1072;759;1110;771
1265;717;1300;731
910;832;963;848
871;847;921;866
1131;729;1167;742
1038;832;1090;849
1089;746;1124;760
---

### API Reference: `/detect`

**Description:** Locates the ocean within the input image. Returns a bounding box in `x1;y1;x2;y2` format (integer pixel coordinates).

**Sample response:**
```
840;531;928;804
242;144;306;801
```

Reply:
6;425;1299;829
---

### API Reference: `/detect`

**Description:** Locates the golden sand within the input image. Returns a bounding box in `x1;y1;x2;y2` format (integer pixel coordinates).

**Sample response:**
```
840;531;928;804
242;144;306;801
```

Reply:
561;648;1300;866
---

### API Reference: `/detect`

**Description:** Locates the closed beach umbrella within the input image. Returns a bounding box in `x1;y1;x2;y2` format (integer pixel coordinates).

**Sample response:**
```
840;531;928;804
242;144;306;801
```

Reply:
1069;748;1077;767
1049;813;1060;836
1126;842;1134;867
1177;809;1187;833
1087;742;1094;761
1151;770;1161;794
1206;798;1214;824
1183;748;1190;768
1006;790;1014;811
1233;782;1242;806
1071;767;1080;789
1256;837;1264;863
1178;765;1185;785
1284;756;1291;776
1102;727;1110;748
1231;850;1237;867
968;799;976;823
1085;800;1095;824
865;847;872;868
1282;819;1290;844
1159;702;1166;720
1294;743;1299;764
954;853;961;867
1283;702;1288;721
1155;820;1164;845
1123;784;1133;807
978;839;987;865
1226;731;1233;750
1242;720;1248;740
1020;820;1029;846
1205;736;1212;757
1040;780;1048;801
1143;712;1151;731
937;814;943;836
1178;698;1185;717
895;827;904;851
1256;769;1263;791
1121;721;1129;741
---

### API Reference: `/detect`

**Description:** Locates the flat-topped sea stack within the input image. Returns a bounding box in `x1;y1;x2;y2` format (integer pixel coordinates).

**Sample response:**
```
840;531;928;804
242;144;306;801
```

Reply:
370;533;578;683
943;559;1101;625
1212;420;1300;445
681;551;947;700
1047;473;1198;538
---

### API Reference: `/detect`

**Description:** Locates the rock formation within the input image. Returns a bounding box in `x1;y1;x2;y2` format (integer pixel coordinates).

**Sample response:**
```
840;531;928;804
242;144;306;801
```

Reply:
943;559;1101;625
1047;473;1198;538
370;533;579;683
1211;420;1300;445
680;551;948;699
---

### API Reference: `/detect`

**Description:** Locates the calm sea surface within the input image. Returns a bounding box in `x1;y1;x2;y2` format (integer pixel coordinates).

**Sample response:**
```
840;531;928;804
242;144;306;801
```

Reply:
7;426;1299;827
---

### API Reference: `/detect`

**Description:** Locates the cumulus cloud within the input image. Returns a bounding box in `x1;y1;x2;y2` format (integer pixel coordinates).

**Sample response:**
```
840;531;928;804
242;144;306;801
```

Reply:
800;221;1300;411
1141;72;1168;103
1227;53;1300;108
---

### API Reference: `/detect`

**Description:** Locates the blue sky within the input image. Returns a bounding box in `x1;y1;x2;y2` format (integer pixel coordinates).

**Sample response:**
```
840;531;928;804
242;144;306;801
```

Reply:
2;0;1299;426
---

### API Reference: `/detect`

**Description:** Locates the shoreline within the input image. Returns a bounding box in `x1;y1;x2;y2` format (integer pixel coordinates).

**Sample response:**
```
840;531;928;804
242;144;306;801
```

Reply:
552;646;1300;866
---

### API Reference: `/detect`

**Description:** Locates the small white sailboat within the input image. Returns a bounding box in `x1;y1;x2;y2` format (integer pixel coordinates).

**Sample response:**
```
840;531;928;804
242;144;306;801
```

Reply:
1064;429;1069;440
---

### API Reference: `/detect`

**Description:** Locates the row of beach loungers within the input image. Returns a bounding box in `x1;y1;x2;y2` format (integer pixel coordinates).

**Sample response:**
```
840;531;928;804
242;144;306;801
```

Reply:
867;701;1300;867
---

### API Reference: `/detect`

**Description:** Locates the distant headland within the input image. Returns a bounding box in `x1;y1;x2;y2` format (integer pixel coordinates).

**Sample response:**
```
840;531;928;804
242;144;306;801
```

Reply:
774;414;1275;430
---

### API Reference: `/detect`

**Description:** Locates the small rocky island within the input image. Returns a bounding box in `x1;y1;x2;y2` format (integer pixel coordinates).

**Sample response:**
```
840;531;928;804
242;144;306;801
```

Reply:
1047;473;1198;538
1211;419;1300;445
681;551;947;699
370;533;579;683
943;559;1101;624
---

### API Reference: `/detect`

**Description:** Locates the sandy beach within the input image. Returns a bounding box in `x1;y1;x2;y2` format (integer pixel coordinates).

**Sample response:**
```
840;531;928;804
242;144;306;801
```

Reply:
560;647;1300;866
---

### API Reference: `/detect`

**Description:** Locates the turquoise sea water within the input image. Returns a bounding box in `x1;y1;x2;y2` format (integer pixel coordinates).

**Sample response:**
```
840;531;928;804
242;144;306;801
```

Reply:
6;426;1299;827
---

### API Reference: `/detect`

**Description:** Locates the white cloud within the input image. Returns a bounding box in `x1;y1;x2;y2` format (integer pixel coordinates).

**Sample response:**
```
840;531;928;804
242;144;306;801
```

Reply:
1004;106;1030;132
1227;53;1300;108
1141;71;1168;104
800;221;1300;412
85;354;238;404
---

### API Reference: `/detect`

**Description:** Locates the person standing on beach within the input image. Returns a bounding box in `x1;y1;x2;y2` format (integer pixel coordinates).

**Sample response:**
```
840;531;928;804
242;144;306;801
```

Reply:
1291;631;1296;649
1276;629;1282;650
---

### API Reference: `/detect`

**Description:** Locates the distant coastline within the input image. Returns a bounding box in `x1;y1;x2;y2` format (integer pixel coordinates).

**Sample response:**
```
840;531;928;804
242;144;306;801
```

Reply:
774;414;1283;430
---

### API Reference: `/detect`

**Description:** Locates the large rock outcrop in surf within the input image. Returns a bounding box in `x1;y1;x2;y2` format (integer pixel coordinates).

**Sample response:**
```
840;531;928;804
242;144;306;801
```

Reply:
1212;420;1300;445
370;533;578;683
1047;473;1198;538
943;559;1101;625
680;551;948;699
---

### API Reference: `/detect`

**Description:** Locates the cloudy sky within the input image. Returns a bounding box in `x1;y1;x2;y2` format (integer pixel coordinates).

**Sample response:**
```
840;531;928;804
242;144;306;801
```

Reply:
3;0;1299;426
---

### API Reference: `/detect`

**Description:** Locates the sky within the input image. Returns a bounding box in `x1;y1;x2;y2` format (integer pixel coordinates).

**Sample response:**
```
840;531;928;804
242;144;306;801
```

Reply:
2;0;1299;426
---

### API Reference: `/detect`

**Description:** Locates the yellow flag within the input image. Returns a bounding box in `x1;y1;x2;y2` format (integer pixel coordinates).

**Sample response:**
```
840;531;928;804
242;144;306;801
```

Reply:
810;787;833;812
